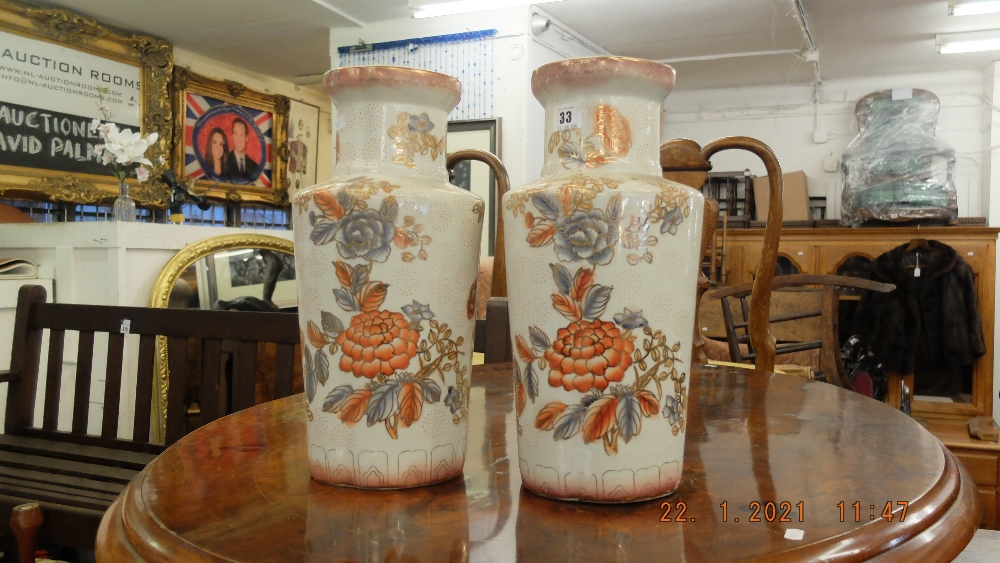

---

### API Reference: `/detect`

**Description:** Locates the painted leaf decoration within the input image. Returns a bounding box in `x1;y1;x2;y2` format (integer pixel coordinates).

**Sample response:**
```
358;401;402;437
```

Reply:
582;396;619;444
334;261;353;289
516;383;526;417
558;143;586;169
532;193;561;220
314;348;329;386
552;402;587;440
635;389;660;417
606;194;624;223
322;385;355;412
594;104;632;157
515;336;534;363
513;360;523;385
571;268;595;302
380;195;399;223
397;382;424;428
357;281;389;313
304;350;316;403
526;224;556;247
338;389;372;424
580;284;613;320
528;325;551;350
585;150;614;169
306;321;328;347
367;379;401;426
660;206;683;235
552;293;581;321
350;262;371;292
616;394;642;444
314;191;344;219
336;190;354;215
535;401;568;430
550;263;573;295
524;362;539;402
333;287;358;312
394;228;418;249
419;378;442;403
310;221;338;246
321;311;344;336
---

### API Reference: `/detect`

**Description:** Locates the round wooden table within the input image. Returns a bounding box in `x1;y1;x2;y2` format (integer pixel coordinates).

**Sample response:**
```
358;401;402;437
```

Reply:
96;364;979;562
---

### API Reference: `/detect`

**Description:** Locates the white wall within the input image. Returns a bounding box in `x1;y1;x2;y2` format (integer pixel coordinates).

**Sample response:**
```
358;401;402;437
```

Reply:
663;70;987;220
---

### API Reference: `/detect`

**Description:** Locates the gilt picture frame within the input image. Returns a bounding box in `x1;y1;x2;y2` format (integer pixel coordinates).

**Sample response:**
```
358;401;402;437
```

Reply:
0;0;174;207
171;67;289;207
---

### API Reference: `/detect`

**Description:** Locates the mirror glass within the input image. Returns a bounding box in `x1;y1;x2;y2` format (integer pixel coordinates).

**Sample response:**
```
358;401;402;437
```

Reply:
168;248;297;312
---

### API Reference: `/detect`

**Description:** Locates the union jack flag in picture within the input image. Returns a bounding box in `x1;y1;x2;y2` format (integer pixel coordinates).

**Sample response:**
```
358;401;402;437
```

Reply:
185;93;273;187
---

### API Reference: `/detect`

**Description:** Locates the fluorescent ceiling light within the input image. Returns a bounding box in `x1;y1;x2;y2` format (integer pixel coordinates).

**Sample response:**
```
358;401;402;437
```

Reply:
937;29;1000;53
950;1;1000;16
411;0;565;19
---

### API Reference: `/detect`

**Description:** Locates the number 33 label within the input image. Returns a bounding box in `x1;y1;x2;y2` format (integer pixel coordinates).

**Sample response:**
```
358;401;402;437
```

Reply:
553;103;582;131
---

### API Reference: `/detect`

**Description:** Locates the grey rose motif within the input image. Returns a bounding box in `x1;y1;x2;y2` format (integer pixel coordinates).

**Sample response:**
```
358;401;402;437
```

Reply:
553;209;619;265
335;208;395;262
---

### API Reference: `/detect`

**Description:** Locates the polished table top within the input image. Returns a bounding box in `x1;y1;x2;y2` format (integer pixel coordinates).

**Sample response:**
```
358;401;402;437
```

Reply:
96;364;979;562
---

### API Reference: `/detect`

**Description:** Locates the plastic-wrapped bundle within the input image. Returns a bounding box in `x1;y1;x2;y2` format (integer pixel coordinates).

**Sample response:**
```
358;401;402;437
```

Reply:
840;89;957;227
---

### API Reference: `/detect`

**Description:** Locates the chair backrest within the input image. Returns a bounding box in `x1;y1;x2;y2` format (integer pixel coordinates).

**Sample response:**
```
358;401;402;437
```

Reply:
660;137;784;372
2;285;300;452
710;274;895;387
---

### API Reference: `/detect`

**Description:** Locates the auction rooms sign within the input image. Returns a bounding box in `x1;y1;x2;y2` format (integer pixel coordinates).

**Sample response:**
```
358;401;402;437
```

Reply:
0;28;141;176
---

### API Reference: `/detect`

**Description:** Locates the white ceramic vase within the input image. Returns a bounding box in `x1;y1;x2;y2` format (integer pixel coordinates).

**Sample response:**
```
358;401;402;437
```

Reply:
502;56;704;502
293;67;484;488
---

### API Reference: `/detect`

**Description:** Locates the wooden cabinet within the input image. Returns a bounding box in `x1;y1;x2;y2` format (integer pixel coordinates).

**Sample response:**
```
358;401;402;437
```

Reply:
722;225;1000;528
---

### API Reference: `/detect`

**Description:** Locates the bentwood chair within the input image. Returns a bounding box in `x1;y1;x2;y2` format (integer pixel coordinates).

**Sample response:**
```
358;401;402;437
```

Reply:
660;137;784;371
712;274;895;389
447;150;513;364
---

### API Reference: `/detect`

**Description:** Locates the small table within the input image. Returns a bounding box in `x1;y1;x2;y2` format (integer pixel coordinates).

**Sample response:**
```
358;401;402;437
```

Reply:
96;364;979;561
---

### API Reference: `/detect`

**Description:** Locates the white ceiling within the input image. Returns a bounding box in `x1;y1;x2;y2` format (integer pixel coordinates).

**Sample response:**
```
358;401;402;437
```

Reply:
23;0;1000;91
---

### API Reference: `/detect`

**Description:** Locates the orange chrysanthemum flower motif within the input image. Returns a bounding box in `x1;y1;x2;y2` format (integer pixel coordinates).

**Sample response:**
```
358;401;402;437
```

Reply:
544;319;634;392
335;310;420;378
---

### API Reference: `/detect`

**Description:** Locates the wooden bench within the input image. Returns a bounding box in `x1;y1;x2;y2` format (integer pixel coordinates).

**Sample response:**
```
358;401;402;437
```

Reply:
0;285;300;561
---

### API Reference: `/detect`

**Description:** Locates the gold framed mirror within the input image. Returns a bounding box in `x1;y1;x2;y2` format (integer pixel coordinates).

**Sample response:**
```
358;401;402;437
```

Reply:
149;232;294;441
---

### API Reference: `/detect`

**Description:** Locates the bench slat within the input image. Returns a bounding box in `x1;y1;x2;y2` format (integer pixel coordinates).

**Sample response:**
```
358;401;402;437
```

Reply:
42;328;65;431
0;450;139;484
71;330;95;434
0;434;155;470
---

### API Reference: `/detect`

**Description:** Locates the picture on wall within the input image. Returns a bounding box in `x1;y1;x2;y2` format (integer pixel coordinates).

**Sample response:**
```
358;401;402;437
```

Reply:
287;100;320;191
186;95;272;187
0;0;173;206
171;67;290;206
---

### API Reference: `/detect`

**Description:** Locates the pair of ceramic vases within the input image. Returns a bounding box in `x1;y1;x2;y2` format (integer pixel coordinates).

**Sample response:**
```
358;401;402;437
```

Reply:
292;56;703;503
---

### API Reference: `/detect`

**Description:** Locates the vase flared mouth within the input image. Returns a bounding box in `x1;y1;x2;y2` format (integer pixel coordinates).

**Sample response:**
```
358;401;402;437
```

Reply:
324;66;462;108
531;56;676;102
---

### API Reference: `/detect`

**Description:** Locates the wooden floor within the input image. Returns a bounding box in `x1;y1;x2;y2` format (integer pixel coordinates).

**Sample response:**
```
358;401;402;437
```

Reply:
955;529;1000;562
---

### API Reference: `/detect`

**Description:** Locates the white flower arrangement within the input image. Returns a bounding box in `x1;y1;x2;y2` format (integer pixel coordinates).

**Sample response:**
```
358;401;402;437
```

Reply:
89;117;160;184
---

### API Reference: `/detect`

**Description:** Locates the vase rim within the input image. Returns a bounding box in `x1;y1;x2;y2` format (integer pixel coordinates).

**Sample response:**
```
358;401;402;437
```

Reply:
532;56;676;101
324;66;461;102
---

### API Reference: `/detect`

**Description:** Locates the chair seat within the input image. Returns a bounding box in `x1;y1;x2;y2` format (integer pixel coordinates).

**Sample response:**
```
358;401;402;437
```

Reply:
0;435;155;549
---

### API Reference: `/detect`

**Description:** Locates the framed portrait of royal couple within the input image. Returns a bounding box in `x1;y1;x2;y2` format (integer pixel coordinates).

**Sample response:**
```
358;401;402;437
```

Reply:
171;67;290;206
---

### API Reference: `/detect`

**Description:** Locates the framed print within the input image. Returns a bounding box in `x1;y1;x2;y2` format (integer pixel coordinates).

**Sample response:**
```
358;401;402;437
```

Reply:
0;0;173;207
172;67;289;207
200;247;297;309
287;99;320;191
448;118;500;256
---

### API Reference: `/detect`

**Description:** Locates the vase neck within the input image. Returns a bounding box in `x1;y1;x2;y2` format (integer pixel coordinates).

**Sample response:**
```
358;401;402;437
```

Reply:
539;93;663;178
